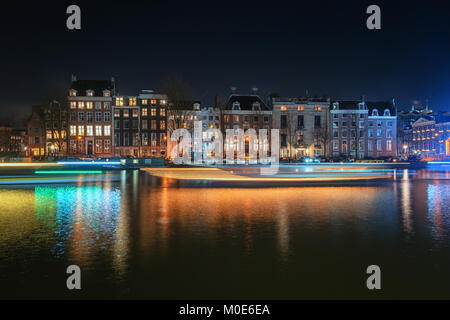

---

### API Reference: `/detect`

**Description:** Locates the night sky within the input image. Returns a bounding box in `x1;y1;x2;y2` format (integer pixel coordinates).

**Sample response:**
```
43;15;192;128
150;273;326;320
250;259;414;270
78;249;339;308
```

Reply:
1;0;449;119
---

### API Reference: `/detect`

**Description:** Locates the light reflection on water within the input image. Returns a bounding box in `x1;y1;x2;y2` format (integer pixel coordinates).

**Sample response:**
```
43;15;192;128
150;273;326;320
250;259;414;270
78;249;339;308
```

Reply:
0;168;449;299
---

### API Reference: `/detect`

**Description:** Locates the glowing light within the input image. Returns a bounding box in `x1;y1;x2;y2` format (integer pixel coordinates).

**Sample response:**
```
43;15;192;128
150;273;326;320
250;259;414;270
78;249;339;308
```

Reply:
35;170;103;174
57;161;121;165
0;163;64;167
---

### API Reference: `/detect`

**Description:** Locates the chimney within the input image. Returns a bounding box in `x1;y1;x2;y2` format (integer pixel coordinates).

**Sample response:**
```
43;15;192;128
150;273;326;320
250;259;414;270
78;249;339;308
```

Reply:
71;74;77;82
251;87;258;95
230;86;237;94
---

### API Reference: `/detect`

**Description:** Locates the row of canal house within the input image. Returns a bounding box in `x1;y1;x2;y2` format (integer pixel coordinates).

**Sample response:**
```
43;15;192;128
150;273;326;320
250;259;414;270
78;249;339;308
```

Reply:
27;75;398;160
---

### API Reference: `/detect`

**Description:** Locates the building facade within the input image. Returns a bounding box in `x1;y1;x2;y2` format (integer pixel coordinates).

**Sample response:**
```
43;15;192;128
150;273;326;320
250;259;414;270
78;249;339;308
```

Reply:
222;87;272;162
68;76;115;157
411;117;450;159
27;106;46;157
366;101;397;158
272;98;330;159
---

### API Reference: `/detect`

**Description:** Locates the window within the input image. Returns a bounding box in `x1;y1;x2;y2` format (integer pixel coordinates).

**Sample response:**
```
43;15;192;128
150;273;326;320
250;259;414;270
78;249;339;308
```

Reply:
333;130;338;138
129;98;136;106
368;141;373;151
384;109;391;116
280;105;287;111
132;109;139;117
151;108;156;116
387;121;392;127
114;109;120;117
124;119;129;129
253;116;258;122
281;134;287;147
142;108;148;116
386;140;392;151
160;121;166;130
70;126;76;136
123;109;129;117
104;112;111;122
160;100;166;105
86;90;93;97
368;129;374;138
233;115;239;122
70;90;77;97
333;141;339;151
333;121;338;128
314;115;321;128
151;120;156;129
86;112;93;123
95;126;102;136
377;129;382;137
160;108;166;116
142;120;148;129
142;132;148;146
104;102;110;110
359;121;364;128
70;112;76;121
104;140;111;152
86;102;93;109
78;112;84;122
70;102;77;109
342;130;347;138
78;125;84;136
377;140;382;151
78;102;85;109
86;125;93;136
342;141;347;153
46;130;52;139
95;112;102;122
95;102;101;109
280;115;287;129
224;115;230;122
386;129;392;138
372;109;379;116
314;106;321;111
151;99;157;105
123;132;129;146
104;125;111;136
298;115;304;129
103;90;110;97
377;120;382;127
116;97;123;106
114;120;120;129
298;106;304;111
264;116;269;123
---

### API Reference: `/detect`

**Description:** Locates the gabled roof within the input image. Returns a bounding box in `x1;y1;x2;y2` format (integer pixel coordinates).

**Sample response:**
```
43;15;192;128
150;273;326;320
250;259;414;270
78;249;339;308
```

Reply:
70;80;114;96
332;100;365;110
225;94;270;111
366;101;396;116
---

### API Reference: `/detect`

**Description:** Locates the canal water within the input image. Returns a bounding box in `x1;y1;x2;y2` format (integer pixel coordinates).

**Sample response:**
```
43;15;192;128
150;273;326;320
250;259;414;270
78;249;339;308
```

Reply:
0;168;449;299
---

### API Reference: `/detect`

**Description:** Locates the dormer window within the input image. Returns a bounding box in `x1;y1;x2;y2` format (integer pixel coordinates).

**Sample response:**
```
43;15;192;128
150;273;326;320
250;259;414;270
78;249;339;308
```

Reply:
384;109;391;116
193;103;200;111
372;109;379;116
86;90;94;97
252;102;261;111
232;101;241;110
332;103;339;110
358;102;365;110
116;97;123;106
69;89;77;97
103;90;110;97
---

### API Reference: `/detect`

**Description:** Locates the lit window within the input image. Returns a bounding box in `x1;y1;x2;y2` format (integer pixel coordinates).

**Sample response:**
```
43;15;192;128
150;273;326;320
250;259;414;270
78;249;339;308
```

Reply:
70;90;77;97
314;106;321;111
151;99;157;105
160;121;166;130
46;130;52;139
70;102;77;109
280;106;287;111
78;125;84;136
86;102;93;109
95;126;102;136
87;125;93;136
70;126;77;136
298;106;304;111
142;99;148;105
103;90;110;97
116;97;123;106
132;109;139;117
142;108;148;116
160;108;166;116
123;109;129;117
151;108;156;116
86;90;93;96
104;125;111;136
129;97;136;106
78;102;85;109
160;100;166;105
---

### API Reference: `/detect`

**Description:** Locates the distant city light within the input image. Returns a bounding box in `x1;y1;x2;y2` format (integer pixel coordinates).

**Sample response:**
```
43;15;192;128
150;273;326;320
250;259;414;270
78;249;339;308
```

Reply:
57;161;122;165
34;170;103;174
